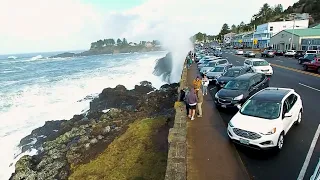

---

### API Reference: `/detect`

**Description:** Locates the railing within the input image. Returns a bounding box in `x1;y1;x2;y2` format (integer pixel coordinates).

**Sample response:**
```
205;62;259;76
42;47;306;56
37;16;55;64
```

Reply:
164;59;188;180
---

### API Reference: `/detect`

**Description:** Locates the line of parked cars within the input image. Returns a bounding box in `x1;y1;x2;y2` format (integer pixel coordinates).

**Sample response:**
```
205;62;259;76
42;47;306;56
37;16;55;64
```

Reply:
195;47;303;152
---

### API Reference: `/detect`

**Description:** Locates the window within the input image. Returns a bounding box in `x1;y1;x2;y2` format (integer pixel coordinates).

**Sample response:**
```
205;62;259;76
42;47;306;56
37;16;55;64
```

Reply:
286;94;298;111
282;101;289;118
270;26;273;31
218;60;227;64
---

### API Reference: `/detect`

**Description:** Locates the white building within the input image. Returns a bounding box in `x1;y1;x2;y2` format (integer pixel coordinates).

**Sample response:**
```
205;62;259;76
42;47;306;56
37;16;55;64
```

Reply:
254;19;309;48
223;33;236;45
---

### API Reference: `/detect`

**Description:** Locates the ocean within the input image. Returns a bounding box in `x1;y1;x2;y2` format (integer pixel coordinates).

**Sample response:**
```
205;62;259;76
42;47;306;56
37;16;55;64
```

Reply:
0;51;168;180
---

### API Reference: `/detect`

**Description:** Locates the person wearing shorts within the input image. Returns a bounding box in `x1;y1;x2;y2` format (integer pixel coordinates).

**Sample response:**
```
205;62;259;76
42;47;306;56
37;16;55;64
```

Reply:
187;88;198;120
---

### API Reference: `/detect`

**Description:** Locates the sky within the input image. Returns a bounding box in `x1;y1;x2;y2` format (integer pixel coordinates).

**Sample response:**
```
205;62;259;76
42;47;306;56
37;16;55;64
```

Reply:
0;0;298;54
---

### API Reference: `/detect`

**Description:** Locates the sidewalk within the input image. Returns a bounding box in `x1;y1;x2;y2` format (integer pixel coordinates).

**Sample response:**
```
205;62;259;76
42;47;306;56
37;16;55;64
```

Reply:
186;64;250;180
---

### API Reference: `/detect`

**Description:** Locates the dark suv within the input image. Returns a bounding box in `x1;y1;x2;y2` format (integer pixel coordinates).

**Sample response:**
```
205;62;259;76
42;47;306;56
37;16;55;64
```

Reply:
214;73;270;109
295;50;306;59
216;66;253;89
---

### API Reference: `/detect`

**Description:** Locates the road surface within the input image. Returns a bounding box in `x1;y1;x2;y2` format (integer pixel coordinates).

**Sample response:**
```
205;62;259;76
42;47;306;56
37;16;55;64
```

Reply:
206;49;320;180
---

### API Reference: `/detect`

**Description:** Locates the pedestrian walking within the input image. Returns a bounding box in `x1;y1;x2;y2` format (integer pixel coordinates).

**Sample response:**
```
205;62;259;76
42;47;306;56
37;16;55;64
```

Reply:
186;88;198;120
202;75;209;95
196;88;203;117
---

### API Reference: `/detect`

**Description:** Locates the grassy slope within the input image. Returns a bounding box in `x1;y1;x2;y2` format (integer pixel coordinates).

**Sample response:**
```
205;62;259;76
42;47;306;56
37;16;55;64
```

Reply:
69;118;168;180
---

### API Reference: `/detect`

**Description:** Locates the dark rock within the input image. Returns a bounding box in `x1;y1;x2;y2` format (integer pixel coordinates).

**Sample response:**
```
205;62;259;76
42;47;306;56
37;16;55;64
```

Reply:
10;80;178;180
50;52;77;58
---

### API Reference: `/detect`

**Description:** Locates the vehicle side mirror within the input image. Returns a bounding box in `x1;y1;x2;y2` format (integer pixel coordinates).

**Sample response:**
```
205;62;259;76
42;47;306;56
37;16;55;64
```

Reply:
284;112;292;118
236;105;242;110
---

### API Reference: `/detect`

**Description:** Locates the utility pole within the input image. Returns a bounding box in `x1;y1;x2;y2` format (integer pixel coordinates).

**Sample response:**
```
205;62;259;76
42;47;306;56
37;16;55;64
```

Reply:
290;14;296;50
252;24;255;49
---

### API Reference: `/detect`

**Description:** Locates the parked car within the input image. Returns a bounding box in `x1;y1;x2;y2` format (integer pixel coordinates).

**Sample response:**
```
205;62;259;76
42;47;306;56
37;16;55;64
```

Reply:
294;50;305;59
243;51;256;58
214;73;270;109
214;50;223;57
244;58;273;76
198;56;221;64
261;50;275;58
306;50;320;55
216;66;253;89
302;57;320;74
227;87;303;151
298;54;317;64
206;64;232;83
275;50;284;56
200;59;230;74
236;50;244;55
284;50;296;57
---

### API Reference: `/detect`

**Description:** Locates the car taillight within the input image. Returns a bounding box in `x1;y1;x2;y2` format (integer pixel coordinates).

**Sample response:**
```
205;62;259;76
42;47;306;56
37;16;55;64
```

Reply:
267;77;270;80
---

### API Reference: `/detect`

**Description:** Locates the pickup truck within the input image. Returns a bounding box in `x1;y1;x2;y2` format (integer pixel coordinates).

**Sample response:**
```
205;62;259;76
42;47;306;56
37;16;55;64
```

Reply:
302;56;320;74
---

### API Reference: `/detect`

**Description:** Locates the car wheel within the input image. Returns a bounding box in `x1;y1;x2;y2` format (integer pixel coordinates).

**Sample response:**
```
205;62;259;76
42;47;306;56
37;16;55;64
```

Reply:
317;68;320;74
295;110;302;125
298;60;301;64
276;133;284;151
303;65;308;71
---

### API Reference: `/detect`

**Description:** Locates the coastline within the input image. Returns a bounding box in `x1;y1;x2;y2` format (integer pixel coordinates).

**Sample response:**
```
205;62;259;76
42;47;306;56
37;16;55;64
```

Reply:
10;81;179;180
51;46;164;58
9;52;178;180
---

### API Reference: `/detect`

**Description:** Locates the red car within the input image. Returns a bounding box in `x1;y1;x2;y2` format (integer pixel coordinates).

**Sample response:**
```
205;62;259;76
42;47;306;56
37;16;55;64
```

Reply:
302;55;320;74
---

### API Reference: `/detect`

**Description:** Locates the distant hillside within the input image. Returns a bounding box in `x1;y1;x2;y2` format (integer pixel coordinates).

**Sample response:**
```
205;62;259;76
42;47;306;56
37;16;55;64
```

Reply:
284;0;320;25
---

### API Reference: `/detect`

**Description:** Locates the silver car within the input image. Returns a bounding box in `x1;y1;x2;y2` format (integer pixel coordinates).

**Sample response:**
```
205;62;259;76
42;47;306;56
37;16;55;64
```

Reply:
200;59;230;74
205;64;231;82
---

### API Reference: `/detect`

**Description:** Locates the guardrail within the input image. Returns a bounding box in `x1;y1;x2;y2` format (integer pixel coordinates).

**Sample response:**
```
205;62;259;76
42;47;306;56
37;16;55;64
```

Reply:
164;60;188;180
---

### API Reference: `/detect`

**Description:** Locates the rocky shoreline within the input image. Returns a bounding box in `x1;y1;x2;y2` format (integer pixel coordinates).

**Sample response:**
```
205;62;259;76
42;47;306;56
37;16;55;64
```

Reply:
51;46;163;58
10;81;178;180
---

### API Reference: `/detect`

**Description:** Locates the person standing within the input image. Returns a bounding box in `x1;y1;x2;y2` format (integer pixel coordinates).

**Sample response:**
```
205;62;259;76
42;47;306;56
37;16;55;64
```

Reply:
193;76;202;91
202;75;209;95
187;88;198;120
183;87;190;116
196;88;203;118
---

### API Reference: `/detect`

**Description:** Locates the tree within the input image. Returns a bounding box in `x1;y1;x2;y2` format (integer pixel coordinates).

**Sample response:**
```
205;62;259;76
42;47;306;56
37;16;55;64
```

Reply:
96;40;104;48
139;41;146;46
90;42;97;49
116;38;122;45
122;38;128;45
231;24;237;33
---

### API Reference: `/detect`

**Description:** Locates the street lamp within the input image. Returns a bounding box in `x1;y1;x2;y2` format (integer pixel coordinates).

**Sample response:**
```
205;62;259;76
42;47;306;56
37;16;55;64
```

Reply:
290;13;297;50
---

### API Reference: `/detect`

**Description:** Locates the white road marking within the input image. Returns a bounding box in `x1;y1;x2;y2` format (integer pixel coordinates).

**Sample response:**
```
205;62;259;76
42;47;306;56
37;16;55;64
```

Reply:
236;61;240;63
297;124;320;180
275;60;283;62
299;83;320;92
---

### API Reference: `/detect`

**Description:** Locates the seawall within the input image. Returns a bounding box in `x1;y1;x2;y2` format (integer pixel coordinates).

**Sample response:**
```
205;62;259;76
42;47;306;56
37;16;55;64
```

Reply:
164;59;188;180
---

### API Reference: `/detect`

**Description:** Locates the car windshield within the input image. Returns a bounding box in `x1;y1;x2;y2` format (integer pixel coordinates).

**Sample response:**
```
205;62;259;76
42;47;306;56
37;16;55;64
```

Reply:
211;66;224;72
240;99;281;119
303;54;315;59
253;61;269;66
224;80;249;90
223;69;241;77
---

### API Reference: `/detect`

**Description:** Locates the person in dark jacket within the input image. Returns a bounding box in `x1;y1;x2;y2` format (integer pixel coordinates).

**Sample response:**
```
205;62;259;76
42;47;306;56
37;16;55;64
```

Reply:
183;87;190;115
187;88;198;120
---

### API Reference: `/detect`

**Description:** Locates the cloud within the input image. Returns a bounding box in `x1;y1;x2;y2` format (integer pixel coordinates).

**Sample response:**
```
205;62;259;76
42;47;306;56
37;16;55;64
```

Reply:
0;0;298;54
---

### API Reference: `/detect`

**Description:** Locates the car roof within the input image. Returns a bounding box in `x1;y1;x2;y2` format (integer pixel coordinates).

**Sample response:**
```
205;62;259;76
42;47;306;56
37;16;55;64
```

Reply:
251;87;293;101
246;58;266;62
234;73;258;80
228;66;247;70
215;64;230;67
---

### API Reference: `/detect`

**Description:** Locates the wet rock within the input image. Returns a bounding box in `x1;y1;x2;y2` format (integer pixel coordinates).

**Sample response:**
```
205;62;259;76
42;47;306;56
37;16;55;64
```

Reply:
11;81;178;180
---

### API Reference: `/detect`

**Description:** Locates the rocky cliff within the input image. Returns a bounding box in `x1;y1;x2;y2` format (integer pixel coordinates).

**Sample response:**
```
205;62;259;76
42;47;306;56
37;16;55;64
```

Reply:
10;81;178;180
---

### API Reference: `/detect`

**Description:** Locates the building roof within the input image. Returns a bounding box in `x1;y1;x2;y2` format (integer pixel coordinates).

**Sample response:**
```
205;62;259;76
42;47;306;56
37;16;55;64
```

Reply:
284;28;320;37
234;31;254;37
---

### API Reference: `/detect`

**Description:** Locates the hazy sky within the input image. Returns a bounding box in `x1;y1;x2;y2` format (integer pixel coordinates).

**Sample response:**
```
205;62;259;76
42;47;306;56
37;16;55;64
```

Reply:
0;0;298;54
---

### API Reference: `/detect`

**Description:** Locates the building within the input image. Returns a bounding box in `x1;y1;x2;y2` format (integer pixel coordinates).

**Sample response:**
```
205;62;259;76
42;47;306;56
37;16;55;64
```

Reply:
254;19;309;48
231;31;254;47
223;33;236;45
270;24;320;50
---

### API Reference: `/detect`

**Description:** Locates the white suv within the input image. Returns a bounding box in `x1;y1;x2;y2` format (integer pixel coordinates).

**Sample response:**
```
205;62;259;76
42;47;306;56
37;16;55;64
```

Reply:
244;58;273;76
227;87;303;151
284;50;296;57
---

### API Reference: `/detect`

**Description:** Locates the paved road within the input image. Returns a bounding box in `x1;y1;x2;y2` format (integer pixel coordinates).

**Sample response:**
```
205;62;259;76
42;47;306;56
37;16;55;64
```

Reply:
223;49;320;77
206;49;320;180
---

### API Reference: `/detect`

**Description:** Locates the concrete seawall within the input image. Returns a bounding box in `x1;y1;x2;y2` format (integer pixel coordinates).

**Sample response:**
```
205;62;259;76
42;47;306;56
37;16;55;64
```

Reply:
164;60;188;180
